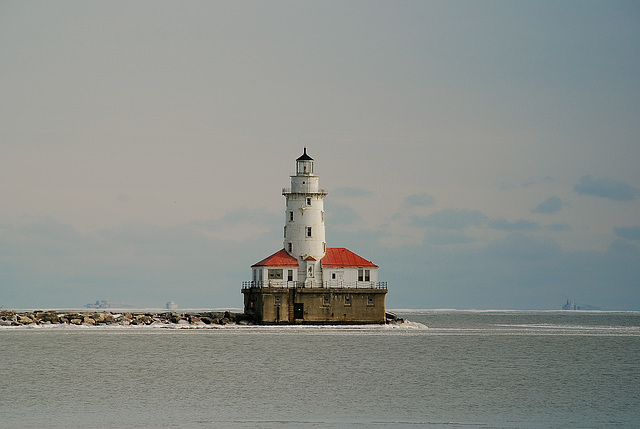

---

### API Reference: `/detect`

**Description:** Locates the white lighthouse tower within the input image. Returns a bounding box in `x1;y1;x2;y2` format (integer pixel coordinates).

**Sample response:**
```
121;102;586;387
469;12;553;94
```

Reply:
282;148;327;286
243;148;387;324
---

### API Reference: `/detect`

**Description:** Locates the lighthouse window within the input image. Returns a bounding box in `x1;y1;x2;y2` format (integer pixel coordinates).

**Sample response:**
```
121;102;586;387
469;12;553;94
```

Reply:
289;211;294;222
306;197;312;206
306;226;312;237
365;270;370;281
288;270;293;281
358;269;363;281
284;226;287;238
268;269;283;280
288;243;292;253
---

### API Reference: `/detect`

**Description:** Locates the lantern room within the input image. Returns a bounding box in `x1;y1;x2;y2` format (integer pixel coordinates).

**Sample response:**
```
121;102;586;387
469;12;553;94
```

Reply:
296;147;314;175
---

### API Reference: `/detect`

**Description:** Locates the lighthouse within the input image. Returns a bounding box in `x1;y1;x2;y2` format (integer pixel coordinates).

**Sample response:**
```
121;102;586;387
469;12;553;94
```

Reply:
242;148;388;324
283;148;327;286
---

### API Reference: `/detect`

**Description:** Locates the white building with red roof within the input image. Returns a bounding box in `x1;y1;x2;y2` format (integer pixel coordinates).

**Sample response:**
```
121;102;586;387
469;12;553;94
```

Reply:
242;149;388;324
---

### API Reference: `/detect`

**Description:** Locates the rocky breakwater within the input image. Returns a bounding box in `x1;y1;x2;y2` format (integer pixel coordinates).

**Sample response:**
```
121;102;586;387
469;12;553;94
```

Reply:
0;310;250;327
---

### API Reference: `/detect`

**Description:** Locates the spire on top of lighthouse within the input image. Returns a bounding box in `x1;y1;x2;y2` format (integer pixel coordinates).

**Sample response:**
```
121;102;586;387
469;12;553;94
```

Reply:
297;147;313;161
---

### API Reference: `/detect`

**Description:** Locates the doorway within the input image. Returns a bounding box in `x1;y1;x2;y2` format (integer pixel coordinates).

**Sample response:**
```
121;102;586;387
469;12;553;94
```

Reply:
294;303;304;319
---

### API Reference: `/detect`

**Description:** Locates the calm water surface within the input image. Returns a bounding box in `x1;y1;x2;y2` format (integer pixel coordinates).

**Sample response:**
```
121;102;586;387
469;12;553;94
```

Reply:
2;310;639;428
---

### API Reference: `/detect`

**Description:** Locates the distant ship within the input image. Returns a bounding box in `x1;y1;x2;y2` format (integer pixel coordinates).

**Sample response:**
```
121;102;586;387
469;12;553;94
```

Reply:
86;300;115;309
85;300;133;309
562;300;600;310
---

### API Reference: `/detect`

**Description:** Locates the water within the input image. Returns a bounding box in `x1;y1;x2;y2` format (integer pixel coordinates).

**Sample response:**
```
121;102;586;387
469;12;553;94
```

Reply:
2;310;639;428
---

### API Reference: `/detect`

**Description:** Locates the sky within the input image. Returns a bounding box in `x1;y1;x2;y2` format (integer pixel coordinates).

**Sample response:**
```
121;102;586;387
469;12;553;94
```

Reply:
1;1;639;310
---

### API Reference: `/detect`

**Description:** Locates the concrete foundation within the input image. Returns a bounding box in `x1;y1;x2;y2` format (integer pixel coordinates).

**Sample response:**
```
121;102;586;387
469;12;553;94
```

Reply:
242;287;388;324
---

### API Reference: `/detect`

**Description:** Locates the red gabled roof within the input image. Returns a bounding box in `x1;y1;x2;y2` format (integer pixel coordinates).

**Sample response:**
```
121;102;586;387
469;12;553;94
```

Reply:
251;249;299;267
321;247;378;268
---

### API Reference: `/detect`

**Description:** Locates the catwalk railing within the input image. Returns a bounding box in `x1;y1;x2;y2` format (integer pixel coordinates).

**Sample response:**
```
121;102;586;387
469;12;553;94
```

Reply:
241;280;388;290
282;187;328;195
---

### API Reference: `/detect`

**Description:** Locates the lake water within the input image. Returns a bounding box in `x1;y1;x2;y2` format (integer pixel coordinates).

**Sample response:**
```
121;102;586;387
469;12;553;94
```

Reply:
2;310;639;428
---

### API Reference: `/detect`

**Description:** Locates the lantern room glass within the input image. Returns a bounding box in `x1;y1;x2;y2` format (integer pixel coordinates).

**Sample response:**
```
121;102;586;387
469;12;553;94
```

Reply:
297;159;313;175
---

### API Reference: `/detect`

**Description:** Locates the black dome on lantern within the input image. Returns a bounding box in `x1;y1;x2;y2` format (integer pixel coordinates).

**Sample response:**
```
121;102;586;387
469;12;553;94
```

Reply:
296;147;313;161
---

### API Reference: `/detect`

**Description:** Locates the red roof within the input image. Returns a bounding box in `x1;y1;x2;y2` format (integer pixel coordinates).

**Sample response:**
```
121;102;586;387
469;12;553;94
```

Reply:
252;249;299;267
321;248;378;268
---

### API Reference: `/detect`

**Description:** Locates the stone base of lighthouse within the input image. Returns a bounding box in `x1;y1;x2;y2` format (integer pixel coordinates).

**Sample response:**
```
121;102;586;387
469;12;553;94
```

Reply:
242;286;388;324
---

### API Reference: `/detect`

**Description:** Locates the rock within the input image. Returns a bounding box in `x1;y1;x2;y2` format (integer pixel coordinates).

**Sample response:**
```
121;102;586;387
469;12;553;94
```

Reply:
129;315;152;325
138;315;153;325
116;314;131;324
16;315;34;325
0;310;244;327
39;312;60;324
190;317;205;325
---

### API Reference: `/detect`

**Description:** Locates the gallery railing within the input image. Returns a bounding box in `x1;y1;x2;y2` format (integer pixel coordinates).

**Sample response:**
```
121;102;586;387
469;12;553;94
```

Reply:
242;281;387;290
282;187;328;195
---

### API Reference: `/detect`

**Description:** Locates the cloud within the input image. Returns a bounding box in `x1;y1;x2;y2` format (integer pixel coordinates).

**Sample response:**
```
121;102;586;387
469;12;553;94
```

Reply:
497;177;554;190
488;218;540;232
573;175;639;201
609;239;640;255
325;202;361;226
380;231;640;310
186;208;281;241
545;223;570;231
404;192;435;207
485;233;560;261
424;230;476;246
3;212;640;310
411;209;488;230
0;214;280;309
532;196;562;214
331;187;372;198
614;226;640;242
